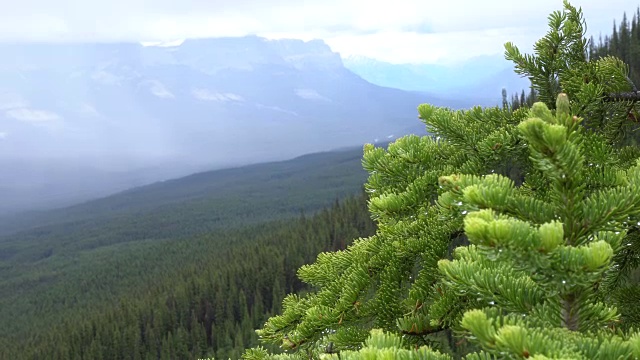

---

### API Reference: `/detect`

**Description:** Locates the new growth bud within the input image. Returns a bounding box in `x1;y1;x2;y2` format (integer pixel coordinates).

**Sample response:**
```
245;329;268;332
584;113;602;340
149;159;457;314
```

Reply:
556;93;571;118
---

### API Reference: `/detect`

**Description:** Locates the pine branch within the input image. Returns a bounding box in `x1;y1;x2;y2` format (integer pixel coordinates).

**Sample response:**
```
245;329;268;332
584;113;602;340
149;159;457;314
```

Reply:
603;90;640;123
604;74;639;102
604;91;640;102
400;324;445;336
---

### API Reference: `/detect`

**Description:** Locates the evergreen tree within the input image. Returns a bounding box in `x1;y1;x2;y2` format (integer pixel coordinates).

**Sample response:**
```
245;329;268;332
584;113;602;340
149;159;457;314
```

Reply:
502;88;509;110
611;20;620;54
637;7;640;41
588;35;596;60
620;12;631;64
512;93;521;110
248;1;640;358
527;87;538;108
437;93;640;358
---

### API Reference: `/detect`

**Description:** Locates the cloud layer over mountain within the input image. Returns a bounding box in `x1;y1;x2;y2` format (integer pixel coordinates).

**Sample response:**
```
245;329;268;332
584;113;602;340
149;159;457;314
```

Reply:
0;0;632;64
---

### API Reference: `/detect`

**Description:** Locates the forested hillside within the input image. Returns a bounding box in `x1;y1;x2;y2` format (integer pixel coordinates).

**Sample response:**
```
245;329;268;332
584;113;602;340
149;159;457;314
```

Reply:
0;146;380;359
0;146;372;237
1;194;375;359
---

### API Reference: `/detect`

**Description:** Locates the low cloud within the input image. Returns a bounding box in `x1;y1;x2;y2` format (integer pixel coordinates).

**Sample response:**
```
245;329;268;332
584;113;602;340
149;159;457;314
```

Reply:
91;71;124;86
255;103;298;116
0;91;28;110
192;89;244;102
325;28;539;65
6;108;61;122
78;103;101;117
295;89;331;101
147;81;174;99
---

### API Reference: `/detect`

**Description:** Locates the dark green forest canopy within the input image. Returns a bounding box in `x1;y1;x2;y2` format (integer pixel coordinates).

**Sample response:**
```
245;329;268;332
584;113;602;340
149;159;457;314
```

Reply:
1;194;376;360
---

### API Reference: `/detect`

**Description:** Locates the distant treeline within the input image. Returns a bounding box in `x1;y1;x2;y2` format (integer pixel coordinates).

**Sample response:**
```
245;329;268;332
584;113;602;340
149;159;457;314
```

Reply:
589;6;640;86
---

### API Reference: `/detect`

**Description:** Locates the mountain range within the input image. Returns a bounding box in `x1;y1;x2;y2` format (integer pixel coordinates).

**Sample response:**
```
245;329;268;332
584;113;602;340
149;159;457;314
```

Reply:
342;54;531;103
0;35;519;214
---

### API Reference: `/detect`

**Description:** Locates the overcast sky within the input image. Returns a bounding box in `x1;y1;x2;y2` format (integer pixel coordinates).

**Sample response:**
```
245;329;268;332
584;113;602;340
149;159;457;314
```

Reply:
0;0;635;64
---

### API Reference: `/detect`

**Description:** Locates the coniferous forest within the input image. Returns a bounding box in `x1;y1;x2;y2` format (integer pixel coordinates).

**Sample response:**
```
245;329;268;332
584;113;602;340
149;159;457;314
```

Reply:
0;148;374;359
4;1;640;359
2;195;376;359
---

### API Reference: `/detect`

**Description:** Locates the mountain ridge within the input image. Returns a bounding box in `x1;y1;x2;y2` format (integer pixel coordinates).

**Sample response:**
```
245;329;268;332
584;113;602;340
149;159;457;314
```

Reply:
0;35;450;214
342;54;531;103
0;143;377;237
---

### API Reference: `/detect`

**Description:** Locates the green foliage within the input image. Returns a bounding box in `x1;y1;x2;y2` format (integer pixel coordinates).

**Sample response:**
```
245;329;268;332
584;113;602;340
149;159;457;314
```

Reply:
244;330;452;360
505;0;590;109
255;99;531;357
438;95;640;358
251;2;640;359
321;330;451;360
